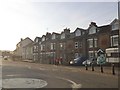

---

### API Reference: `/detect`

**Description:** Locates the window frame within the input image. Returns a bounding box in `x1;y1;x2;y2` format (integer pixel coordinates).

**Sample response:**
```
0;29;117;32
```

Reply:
61;33;65;39
75;30;81;36
112;22;119;30
88;39;93;48
89;26;97;34
111;35;119;46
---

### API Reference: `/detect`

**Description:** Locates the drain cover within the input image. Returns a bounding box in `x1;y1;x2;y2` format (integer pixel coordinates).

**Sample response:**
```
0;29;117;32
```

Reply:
2;78;47;88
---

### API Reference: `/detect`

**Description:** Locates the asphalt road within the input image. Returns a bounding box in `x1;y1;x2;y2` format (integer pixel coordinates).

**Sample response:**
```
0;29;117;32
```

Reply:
0;59;119;89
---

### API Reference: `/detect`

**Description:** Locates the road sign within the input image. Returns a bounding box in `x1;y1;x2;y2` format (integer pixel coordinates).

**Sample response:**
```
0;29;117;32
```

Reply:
97;54;106;65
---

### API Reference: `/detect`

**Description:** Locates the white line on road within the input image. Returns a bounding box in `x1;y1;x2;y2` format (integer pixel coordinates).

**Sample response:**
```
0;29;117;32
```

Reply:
56;76;82;89
5;74;21;77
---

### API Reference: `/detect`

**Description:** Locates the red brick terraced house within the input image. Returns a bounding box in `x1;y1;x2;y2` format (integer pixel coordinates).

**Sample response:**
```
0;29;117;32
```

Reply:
31;18;119;65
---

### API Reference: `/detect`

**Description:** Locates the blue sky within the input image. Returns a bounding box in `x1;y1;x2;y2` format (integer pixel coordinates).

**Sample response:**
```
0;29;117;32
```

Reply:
0;0;118;51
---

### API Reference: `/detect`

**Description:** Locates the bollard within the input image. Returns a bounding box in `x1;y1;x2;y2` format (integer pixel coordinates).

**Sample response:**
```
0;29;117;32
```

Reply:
112;64;115;75
100;64;103;73
85;64;88;70
91;63;94;71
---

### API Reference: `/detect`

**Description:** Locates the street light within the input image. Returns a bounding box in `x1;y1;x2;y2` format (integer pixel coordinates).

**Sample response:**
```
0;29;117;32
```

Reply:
118;1;120;60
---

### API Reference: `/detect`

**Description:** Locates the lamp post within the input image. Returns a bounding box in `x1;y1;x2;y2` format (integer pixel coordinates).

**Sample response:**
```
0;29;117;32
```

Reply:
118;1;120;62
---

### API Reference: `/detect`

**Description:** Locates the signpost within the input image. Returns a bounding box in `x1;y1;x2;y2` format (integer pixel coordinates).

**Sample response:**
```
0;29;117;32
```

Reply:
97;49;106;73
97;49;106;65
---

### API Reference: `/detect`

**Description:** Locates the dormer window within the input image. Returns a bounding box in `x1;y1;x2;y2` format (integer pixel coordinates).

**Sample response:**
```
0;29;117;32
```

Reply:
61;33;65;39
52;34;56;40
75;29;81;36
42;36;45;41
89;26;97;34
112;22;119;30
36;38;39;42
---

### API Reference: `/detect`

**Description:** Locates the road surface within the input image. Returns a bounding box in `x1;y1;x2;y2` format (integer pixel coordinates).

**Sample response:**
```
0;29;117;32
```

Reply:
0;58;119;89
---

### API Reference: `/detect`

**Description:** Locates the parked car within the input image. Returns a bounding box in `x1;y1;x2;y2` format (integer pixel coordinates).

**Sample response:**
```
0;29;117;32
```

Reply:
82;59;97;66
82;60;92;66
69;57;87;66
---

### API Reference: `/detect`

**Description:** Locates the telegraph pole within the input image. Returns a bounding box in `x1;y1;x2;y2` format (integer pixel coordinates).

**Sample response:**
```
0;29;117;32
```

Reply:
118;1;120;63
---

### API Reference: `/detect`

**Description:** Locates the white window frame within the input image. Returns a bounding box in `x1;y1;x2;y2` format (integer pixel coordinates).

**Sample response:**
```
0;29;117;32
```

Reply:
61;33;65;39
36;38;38;42
41;45;43;51
51;43;53;50
51;43;55;50
88;39;93;48
111;35;118;46
52;34;56;40
41;45;45;51
75;30;81;36
42;37;45;41
112;22;119;30
94;38;98;47
89;26;97;34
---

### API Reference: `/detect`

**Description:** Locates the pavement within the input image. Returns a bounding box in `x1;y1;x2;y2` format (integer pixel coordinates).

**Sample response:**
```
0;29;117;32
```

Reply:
65;65;119;76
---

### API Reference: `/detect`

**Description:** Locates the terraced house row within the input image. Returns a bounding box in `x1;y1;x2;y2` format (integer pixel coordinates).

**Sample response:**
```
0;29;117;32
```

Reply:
14;19;119;65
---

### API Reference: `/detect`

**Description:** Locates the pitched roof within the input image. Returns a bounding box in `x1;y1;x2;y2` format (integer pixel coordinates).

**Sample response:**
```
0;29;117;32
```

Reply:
74;27;86;32
98;25;111;33
23;42;34;48
110;18;118;25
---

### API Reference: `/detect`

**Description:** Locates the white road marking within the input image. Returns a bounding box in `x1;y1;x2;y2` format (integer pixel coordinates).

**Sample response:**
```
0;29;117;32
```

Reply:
5;74;21;77
39;68;46;71
56;77;82;89
2;78;48;88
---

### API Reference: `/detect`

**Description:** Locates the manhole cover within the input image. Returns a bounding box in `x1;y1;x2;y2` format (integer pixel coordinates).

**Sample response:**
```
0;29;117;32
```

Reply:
2;78;47;88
